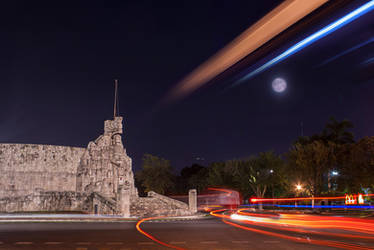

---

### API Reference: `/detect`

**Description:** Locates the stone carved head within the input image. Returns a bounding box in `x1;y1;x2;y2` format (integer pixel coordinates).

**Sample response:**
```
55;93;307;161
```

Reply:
113;134;122;145
104;116;123;135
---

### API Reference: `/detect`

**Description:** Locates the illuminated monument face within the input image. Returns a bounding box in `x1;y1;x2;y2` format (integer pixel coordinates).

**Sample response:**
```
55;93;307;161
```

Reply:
76;116;137;199
0;115;194;217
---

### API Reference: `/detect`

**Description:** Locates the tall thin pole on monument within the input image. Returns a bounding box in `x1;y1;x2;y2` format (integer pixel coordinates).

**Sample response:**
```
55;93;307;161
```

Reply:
113;79;119;118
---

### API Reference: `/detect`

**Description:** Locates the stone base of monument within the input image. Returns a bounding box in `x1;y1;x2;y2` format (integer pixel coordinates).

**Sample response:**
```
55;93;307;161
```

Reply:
130;191;195;217
0;190;196;218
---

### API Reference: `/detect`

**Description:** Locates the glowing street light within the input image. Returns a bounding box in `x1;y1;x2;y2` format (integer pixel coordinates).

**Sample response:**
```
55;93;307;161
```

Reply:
295;184;303;208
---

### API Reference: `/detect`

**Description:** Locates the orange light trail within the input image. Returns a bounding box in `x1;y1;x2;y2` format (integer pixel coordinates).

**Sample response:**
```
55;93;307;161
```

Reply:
210;208;374;249
235;209;374;234
222;219;372;250
236;209;374;240
250;193;374;203
136;216;187;250
207;187;232;196
166;0;327;102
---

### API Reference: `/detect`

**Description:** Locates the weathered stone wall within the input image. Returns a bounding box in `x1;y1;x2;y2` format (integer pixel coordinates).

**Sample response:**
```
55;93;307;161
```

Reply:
92;192;117;215
0;191;91;213
0;144;85;198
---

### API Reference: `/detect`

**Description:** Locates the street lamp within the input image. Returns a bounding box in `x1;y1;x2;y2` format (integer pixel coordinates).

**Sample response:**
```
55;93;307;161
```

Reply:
295;184;303;207
328;170;339;191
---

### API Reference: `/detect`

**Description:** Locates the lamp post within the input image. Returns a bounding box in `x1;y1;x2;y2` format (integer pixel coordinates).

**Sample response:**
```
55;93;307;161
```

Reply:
270;169;274;207
328;170;339;192
295;184;303;208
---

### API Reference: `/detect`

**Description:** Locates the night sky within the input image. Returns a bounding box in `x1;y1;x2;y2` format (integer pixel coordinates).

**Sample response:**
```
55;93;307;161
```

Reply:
1;1;373;172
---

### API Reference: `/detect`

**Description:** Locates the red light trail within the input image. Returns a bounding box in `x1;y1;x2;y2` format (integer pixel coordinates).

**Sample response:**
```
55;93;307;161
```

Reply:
136;216;187;250
210;208;374;249
250;193;374;203
222;219;371;250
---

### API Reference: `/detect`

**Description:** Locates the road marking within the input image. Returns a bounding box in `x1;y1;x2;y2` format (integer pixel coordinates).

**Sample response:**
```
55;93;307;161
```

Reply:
106;242;123;245
44;242;63;245
15;242;33;245
264;240;280;243
232;240;249;244
138;242;155;245
169;241;186;244
76;242;91;245
201;241;218;244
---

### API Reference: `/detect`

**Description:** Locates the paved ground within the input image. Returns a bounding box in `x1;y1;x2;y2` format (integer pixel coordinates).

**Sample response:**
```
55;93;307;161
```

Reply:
0;217;372;249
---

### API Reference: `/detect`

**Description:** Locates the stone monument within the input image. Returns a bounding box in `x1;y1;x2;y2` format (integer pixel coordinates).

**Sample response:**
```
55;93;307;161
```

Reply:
0;81;195;217
76;116;137;199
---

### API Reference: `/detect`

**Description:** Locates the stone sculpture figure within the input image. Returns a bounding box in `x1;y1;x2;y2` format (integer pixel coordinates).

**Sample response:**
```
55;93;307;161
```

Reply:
76;116;137;199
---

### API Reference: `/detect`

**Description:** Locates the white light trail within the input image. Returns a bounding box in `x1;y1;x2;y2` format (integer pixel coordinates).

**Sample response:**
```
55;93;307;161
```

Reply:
235;0;374;85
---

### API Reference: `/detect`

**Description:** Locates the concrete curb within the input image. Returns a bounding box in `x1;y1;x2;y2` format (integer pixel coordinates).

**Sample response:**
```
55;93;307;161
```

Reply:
0;214;210;223
141;214;211;222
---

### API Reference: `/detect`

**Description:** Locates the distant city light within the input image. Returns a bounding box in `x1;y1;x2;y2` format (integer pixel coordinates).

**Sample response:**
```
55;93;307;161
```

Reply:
269;169;274;173
345;194;357;205
235;0;374;85
345;193;365;205
332;171;339;176
358;194;364;205
295;184;302;191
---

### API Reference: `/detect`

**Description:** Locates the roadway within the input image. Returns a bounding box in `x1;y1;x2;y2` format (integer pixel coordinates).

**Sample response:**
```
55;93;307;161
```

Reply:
0;216;373;249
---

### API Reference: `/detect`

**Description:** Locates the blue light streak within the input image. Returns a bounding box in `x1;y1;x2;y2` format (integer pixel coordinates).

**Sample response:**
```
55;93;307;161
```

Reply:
234;0;374;86
319;36;374;66
275;204;374;209
361;56;374;66
243;204;374;209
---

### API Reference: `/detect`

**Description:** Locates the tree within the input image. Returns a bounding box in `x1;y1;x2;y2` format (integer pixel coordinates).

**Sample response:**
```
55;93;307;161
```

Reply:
292;117;355;196
206;161;234;187
338;136;374;193
186;167;209;193
176;164;208;193
322;117;354;145
288;141;336;198
231;152;285;209
294;117;354;146
135;154;175;195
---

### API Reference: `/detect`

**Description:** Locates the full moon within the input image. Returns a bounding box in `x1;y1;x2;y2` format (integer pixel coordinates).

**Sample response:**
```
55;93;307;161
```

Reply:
272;78;287;93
